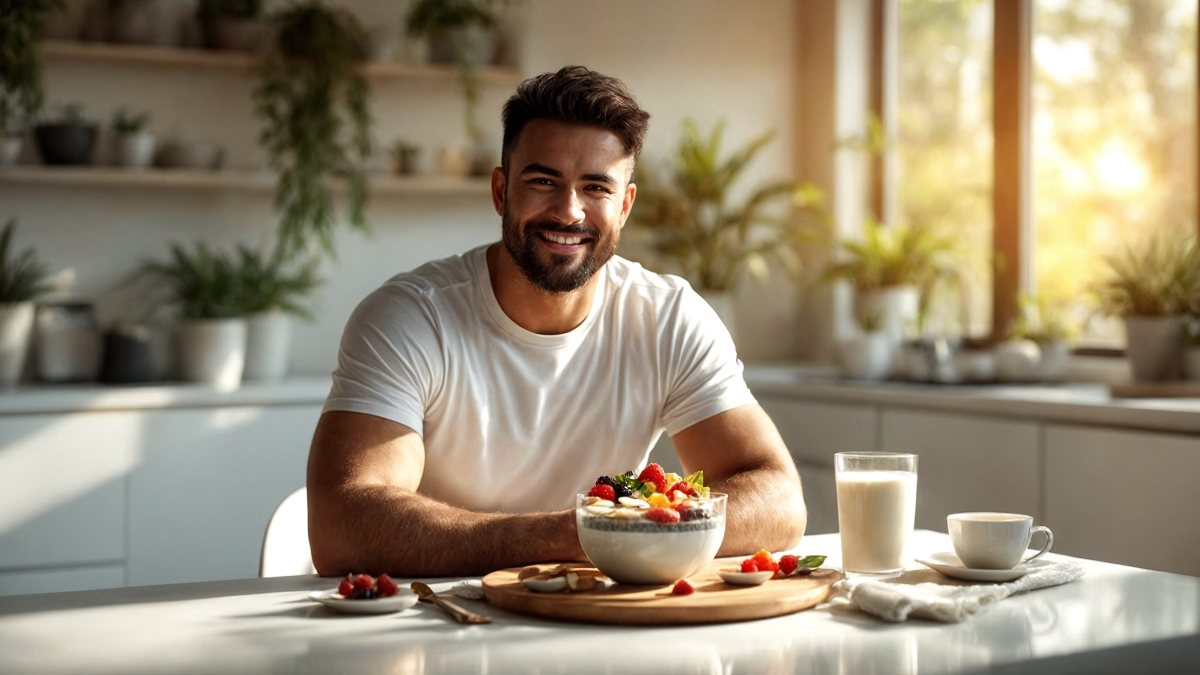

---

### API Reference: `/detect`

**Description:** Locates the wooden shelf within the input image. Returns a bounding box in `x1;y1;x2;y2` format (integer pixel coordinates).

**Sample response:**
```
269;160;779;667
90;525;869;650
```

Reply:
0;166;492;196
41;40;522;84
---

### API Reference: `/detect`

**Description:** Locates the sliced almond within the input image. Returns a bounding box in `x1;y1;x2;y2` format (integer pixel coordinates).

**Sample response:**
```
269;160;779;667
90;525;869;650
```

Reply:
564;572;581;590
611;508;642;520
517;565;542;581
583;495;601;506
570;575;600;592
586;504;615;516
618;497;650;509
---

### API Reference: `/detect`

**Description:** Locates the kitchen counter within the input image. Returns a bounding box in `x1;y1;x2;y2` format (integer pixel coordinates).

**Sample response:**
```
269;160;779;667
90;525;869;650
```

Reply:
2;530;1196;675
0;377;330;415
744;365;1200;434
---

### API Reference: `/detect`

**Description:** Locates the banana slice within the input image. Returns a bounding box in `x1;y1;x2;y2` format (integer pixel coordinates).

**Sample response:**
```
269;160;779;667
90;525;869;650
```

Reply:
523;575;568;592
618;497;650;509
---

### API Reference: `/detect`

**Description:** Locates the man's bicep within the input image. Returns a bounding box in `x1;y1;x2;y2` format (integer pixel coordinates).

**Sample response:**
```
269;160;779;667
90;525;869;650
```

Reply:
308;410;425;493
671;404;793;482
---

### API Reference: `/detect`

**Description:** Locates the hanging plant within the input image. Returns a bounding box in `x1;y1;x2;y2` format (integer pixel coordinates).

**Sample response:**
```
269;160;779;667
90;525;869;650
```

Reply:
254;1;371;256
0;0;62;135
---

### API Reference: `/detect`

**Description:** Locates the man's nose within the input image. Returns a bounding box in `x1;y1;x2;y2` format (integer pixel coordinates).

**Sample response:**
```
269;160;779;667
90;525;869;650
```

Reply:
549;187;586;224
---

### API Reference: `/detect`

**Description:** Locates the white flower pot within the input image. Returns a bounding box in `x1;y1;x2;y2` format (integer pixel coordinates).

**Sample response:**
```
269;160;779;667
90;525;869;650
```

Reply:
1124;315;1186;382
836;332;892;380
0;136;21;166
857;285;920;344
0;302;35;386
176;317;246;391
699;290;737;346
244;311;291;381
1037;339;1071;382
112;132;156;169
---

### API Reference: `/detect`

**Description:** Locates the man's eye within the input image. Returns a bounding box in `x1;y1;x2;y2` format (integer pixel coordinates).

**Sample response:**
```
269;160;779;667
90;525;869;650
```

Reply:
529;178;554;187
585;184;613;194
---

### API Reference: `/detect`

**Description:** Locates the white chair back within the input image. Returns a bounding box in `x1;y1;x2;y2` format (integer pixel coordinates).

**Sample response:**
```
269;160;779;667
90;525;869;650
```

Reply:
259;487;315;577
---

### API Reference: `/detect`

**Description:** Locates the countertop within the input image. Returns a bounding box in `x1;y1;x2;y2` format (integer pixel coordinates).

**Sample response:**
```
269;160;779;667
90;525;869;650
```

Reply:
744;365;1200;434
1;531;1196;675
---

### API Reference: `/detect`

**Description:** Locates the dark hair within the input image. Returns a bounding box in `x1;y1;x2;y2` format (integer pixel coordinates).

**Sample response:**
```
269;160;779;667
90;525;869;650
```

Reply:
501;66;650;175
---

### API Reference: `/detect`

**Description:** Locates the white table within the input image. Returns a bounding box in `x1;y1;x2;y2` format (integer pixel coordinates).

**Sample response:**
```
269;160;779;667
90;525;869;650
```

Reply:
1;531;1197;674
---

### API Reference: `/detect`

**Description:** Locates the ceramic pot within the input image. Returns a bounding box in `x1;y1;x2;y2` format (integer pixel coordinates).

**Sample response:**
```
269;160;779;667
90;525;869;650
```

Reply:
0;302;35;387
857;285;919;344
995;339;1042;382
243;311;291;381
1124;315;1186;382
392;148;421;175
1037;339;1071;382
35;122;98;165
427;25;497;66
0;136;21;166
100;322;160;384
34;301;103;383
836;332;892;380
112;131;156;169
156;140;224;170
175;317;246;391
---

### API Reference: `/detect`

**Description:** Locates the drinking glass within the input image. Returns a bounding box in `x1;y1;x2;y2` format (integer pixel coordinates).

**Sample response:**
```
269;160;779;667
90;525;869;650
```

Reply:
835;451;918;575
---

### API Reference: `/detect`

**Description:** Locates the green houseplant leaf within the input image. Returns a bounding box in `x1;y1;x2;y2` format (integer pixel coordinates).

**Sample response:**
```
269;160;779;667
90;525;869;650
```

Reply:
0;219;52;303
1092;233;1199;318
140;242;250;320
630;119;826;293
255;0;371;257
235;245;321;318
0;0;62;133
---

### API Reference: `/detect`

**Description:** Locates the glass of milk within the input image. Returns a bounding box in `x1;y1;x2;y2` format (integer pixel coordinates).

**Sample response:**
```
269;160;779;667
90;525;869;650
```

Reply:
835;451;918;576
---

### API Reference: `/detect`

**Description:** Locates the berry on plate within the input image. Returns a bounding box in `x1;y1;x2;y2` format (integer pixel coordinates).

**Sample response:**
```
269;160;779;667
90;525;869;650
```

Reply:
740;559;760;573
672;579;695;595
376;574;399;598
779;554;799;576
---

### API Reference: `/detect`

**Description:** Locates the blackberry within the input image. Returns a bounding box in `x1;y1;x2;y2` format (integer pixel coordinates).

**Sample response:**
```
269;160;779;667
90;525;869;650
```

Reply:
612;483;633;500
680;507;711;522
595;475;618;488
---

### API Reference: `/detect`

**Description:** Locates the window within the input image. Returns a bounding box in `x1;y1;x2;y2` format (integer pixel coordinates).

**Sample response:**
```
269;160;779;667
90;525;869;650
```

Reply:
888;0;1198;346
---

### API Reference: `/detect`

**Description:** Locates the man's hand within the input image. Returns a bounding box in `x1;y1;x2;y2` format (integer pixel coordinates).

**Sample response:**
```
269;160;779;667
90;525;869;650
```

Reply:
307;411;584;577
672;404;806;554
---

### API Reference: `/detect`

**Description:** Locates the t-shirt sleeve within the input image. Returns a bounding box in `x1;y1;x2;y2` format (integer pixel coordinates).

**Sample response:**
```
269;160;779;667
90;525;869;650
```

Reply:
321;283;442;436
660;288;757;436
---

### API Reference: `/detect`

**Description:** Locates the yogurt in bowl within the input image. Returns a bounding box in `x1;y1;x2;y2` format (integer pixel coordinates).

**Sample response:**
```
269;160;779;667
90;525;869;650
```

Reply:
575;492;727;585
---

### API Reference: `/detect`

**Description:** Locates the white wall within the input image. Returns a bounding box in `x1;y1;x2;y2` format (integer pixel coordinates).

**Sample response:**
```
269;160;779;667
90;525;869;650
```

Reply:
3;0;805;377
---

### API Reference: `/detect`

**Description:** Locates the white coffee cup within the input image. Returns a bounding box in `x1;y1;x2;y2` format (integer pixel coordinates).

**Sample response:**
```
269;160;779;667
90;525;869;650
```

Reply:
947;512;1053;570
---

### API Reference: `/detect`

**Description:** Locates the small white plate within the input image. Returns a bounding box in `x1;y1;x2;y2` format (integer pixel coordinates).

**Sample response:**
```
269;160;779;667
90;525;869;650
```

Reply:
914;551;1052;583
308;589;419;615
718;570;774;586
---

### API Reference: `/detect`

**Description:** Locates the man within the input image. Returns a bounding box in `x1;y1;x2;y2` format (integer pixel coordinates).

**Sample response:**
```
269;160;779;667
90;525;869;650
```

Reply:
308;66;805;577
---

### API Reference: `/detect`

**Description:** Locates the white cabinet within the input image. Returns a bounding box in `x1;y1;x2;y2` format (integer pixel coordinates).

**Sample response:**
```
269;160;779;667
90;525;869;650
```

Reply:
1043;424;1200;576
757;396;880;535
0;398;322;596
880;409;1041;532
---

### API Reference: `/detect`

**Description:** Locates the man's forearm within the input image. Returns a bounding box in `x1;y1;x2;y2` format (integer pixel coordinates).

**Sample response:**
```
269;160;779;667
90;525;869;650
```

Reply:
309;485;585;577
710;466;807;555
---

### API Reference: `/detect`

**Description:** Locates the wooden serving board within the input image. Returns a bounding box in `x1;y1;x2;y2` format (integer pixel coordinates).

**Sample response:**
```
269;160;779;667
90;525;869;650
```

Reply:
481;558;841;625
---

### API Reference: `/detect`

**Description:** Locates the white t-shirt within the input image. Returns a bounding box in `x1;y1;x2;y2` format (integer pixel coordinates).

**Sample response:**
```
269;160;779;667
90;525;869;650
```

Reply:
323;244;755;513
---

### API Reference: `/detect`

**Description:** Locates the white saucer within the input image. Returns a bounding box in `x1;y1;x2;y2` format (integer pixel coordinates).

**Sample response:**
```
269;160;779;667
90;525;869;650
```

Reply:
914;551;1052;582
308;589;418;615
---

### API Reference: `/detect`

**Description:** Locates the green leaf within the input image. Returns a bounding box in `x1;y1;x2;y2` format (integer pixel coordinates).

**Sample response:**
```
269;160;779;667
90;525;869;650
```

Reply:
799;555;826;568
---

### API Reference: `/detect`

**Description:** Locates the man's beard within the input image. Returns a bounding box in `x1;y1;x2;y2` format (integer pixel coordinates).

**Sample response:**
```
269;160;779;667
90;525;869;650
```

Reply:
501;208;618;294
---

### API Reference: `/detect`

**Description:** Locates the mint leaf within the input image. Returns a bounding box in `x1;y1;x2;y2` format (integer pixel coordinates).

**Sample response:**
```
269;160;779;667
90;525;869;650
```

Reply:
799;555;826;568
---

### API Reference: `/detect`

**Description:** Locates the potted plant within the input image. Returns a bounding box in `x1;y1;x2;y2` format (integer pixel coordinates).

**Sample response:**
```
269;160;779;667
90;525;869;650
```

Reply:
820;217;958;344
0;220;52;386
255;1;371;256
630;119;824;341
405;0;504;172
35;103;98;165
390;139;421;175
197;0;264;52
236;245;320;381
140;242;250;391
835;311;892;381
110;107;155;169
1004;294;1077;382
1092;233;1197;382
1;0;61;166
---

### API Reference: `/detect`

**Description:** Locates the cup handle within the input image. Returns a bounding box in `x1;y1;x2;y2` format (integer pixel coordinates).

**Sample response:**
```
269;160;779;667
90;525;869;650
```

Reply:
1021;525;1054;565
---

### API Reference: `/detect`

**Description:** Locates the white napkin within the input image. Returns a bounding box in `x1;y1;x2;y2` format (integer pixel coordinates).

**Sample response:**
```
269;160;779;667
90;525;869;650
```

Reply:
833;562;1085;622
451;580;486;600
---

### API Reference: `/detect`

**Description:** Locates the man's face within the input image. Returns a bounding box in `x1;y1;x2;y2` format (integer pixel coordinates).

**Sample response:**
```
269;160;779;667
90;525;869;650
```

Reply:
493;119;637;294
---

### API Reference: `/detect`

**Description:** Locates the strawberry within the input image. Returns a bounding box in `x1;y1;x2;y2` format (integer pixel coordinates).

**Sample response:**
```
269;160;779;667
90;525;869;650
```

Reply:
752;549;779;573
353;574;375;590
666;481;696;497
637;463;668;494
644;507;681;524
672;579;695;595
587;484;616;501
376;574;399;598
337;576;354;597
740;559;760;573
779;554;799;576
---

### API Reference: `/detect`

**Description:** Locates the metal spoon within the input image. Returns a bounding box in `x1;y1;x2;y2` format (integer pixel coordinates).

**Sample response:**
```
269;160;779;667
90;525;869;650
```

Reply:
410;582;491;624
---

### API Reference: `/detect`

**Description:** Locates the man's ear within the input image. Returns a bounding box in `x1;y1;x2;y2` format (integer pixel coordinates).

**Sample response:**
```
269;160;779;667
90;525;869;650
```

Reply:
491;166;506;216
618;182;637;230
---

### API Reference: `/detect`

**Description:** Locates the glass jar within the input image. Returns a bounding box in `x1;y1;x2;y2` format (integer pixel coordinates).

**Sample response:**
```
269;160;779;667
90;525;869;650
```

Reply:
34;301;103;382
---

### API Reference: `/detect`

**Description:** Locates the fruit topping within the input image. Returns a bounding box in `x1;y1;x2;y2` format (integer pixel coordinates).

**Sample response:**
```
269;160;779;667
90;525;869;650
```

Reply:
644;507;681;524
740;559;760;573
587;484;616;501
336;572;402;600
672;579;695;595
779;554;799;576
637;463;668;494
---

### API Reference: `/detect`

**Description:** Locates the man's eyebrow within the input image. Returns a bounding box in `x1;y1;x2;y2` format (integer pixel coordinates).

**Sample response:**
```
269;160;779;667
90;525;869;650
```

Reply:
581;173;617;185
520;162;562;177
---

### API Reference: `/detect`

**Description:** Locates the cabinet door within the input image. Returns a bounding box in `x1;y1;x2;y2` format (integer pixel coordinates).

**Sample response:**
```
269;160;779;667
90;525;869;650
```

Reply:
1044;424;1200;576
881;409;1040;531
758;396;880;535
127;405;320;586
0;411;138;572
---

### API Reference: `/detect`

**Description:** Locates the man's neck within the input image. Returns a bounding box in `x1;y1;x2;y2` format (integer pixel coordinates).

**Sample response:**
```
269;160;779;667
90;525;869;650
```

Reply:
485;243;601;335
